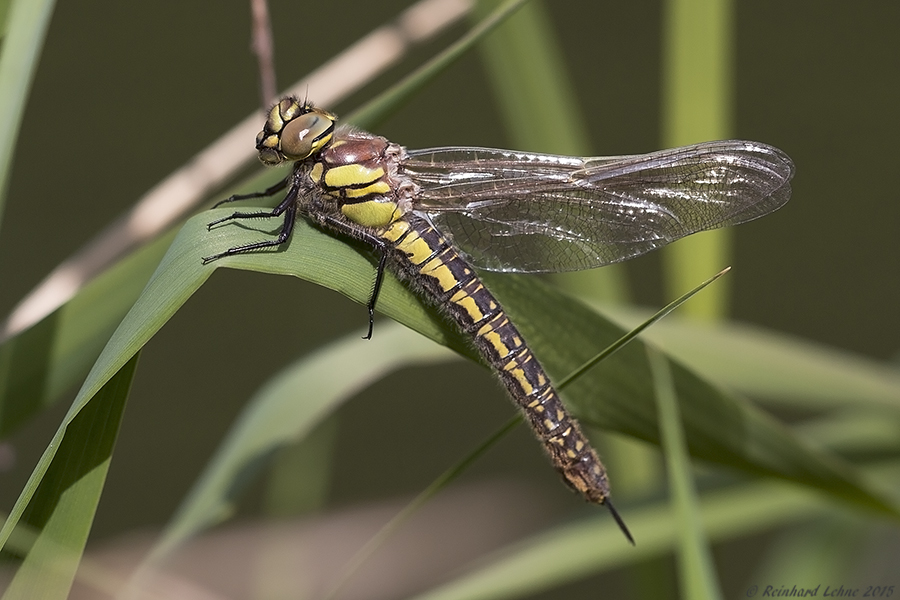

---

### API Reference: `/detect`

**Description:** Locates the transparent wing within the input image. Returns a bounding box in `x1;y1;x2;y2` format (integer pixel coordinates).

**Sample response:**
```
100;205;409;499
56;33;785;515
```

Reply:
403;140;794;273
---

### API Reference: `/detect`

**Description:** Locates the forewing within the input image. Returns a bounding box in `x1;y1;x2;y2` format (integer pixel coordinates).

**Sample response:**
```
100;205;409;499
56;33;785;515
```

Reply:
403;141;794;273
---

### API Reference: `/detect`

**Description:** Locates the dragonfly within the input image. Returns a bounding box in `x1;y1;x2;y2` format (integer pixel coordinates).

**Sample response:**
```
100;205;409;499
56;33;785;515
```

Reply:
204;97;795;543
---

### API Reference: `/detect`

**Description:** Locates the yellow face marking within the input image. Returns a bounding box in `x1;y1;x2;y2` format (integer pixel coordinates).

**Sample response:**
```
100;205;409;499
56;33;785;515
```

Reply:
309;162;324;182
324;164;385;189
268;105;285;131
450;290;485;322
344;180;391;199
420;257;460;292
310;132;333;155
260;134;280;150
281;99;302;121
341;201;401;228
397;230;435;265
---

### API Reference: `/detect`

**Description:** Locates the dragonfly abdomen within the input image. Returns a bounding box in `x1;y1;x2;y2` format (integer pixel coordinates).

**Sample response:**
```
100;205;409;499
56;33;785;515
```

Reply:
380;213;612;505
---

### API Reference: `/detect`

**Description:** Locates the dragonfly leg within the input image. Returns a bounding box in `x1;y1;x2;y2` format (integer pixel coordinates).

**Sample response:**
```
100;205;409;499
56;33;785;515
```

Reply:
202;193;298;264
211;176;290;208
315;213;390;339
364;250;389;340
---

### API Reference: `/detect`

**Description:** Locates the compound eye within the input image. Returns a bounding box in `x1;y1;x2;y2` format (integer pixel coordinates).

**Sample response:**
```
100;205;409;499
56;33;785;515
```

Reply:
279;111;334;160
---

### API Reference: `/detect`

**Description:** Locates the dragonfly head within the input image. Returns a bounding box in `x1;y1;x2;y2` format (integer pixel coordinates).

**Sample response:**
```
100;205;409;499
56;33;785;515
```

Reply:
255;97;337;166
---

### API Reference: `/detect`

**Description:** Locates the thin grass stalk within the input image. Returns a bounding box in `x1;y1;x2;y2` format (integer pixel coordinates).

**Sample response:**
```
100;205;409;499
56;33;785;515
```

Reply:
660;0;734;320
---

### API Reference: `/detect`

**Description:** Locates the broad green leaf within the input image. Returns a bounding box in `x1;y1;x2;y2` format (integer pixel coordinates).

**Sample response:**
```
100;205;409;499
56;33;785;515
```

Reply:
1;354;137;600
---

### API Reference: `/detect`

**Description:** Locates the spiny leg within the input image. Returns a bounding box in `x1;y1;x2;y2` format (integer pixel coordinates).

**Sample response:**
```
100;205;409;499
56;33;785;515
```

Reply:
202;190;298;264
315;213;390;340
211;176;290;209
363;250;388;340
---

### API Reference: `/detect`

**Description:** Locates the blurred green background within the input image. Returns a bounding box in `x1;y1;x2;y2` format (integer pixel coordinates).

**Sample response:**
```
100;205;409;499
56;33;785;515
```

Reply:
0;0;898;597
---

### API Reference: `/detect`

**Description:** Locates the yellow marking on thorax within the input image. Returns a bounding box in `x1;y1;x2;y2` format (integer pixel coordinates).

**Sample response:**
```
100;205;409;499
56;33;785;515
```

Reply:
344;180;391;198
325;164;385;189
310;162;324;182
341;200;401;228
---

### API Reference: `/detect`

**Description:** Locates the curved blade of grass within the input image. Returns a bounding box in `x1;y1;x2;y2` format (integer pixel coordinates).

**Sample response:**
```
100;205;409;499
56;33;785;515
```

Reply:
0;353;137;600
0;0;55;232
147;323;457;562
402;480;835;600
649;346;722;600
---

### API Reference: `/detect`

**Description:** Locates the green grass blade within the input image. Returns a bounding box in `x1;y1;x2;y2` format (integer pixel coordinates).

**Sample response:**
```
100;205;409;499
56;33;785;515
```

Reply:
0;0;56;233
1;353;137;599
661;0;735;318
649;346;722;600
